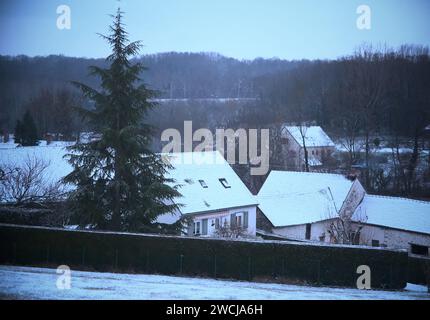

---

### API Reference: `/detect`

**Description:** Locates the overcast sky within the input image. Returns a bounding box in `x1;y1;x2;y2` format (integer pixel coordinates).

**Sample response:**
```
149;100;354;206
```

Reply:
1;0;429;60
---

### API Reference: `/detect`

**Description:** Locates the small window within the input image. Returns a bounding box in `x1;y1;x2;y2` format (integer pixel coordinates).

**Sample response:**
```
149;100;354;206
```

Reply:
199;180;208;188
219;178;231;188
202;219;208;235
193;221;201;235
372;240;380;247
410;244;429;256
236;215;242;227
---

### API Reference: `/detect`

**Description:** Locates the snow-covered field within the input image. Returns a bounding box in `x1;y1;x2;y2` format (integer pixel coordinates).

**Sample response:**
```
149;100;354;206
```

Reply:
0;265;428;300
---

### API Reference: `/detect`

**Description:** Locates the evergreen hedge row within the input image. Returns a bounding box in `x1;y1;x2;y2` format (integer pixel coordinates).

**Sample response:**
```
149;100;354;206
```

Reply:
0;224;408;289
407;255;430;286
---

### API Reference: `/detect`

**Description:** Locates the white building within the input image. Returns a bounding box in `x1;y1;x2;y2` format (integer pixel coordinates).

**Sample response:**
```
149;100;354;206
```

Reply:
157;151;258;237
353;195;430;254
257;170;430;255
281;125;336;170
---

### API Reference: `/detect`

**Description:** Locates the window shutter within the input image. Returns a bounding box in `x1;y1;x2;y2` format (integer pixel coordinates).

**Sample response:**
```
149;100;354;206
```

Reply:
243;212;248;228
230;213;236;228
202;219;208;235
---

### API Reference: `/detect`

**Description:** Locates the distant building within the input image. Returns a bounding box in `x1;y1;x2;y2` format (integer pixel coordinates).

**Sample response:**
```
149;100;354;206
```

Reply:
281;125;335;170
157;151;258;238
257;170;430;255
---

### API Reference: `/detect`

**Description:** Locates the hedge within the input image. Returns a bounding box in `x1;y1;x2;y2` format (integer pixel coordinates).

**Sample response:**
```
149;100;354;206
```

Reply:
407;255;430;286
0;223;408;289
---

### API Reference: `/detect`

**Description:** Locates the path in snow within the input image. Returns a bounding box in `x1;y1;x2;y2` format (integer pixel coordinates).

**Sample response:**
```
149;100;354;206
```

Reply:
0;265;428;300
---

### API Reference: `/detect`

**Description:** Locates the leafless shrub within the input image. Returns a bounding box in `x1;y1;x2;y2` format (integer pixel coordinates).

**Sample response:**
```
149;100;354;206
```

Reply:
323;187;368;245
213;221;250;239
0;155;65;205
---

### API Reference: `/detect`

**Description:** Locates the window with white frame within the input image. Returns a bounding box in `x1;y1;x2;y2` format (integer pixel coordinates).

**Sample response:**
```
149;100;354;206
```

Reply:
193;221;201;235
231;211;248;229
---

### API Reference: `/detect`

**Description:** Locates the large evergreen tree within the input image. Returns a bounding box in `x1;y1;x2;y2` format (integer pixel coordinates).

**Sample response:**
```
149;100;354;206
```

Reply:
64;9;182;232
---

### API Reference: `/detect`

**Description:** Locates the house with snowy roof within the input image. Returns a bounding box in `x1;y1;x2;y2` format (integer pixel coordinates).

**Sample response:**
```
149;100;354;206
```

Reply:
257;170;430;255
157;151;258;237
0;145;258;237
281;125;335;170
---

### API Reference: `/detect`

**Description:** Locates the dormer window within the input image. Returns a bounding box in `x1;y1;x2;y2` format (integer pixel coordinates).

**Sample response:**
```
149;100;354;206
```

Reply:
199;179;208;188
219;178;231;188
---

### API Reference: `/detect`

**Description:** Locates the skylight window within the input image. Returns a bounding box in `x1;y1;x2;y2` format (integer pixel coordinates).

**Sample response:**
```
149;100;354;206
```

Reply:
199;179;208;188
219;178;231;188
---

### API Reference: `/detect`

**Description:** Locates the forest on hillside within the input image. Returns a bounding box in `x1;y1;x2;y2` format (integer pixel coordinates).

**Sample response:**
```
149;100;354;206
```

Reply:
1;46;430;198
0;52;304;131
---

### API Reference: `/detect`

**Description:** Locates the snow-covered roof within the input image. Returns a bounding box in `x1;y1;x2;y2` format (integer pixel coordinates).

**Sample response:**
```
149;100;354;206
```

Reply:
283;126;335;147
164;151;257;215
257;171;354;226
353;195;430;235
0;143;256;215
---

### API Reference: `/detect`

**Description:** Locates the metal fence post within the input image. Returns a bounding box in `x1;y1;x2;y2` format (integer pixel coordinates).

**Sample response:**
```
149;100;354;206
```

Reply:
214;254;217;278
114;249;118;270
179;254;184;274
46;245;50;264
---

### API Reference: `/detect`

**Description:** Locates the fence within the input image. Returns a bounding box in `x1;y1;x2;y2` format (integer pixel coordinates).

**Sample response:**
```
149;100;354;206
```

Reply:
0;223;408;289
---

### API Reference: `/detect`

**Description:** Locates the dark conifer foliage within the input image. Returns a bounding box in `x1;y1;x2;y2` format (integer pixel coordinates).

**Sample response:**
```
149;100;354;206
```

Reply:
63;9;182;232
14;110;39;146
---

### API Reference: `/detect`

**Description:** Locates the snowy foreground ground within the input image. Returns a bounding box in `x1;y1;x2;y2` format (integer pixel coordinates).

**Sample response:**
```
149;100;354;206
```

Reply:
0;265;428;300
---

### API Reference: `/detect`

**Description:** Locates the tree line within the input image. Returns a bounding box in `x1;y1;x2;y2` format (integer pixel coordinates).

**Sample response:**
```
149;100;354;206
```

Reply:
0;52;302;133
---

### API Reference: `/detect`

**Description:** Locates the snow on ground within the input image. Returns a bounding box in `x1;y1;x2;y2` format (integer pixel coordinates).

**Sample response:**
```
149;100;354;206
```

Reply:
0;265;428;300
0;140;73;190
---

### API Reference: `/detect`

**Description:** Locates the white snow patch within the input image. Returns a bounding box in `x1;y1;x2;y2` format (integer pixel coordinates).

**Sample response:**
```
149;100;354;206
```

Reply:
283;126;335;147
257;171;354;226
0;265;428;300
353;195;430;235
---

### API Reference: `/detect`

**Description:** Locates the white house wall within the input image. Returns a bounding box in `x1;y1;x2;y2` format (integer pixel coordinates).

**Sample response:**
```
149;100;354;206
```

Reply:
356;223;430;253
274;220;430;253
189;205;257;237
274;220;332;242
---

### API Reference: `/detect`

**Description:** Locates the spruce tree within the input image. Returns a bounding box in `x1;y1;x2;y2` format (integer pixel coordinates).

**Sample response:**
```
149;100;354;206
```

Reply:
14;111;39;146
14;120;23;144
64;9;182;231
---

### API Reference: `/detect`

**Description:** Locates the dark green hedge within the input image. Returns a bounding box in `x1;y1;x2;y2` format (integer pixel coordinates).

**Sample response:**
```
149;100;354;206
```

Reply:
0;224;408;289
408;255;430;285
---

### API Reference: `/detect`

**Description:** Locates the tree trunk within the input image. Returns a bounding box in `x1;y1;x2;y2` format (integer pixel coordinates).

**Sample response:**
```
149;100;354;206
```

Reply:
302;137;309;172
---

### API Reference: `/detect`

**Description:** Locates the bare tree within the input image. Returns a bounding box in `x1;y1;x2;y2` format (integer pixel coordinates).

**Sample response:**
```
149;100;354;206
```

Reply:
297;124;310;172
213;221;249;239
0;155;64;205
322;186;367;245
